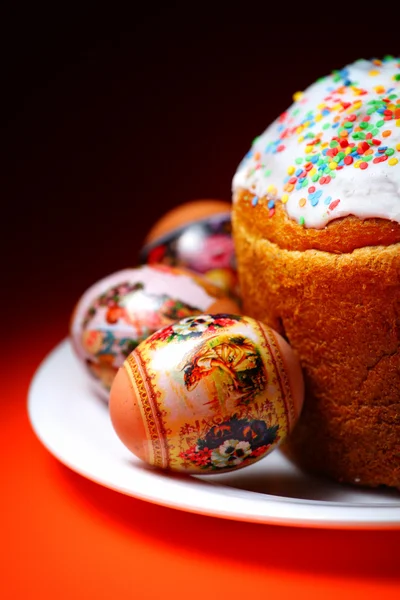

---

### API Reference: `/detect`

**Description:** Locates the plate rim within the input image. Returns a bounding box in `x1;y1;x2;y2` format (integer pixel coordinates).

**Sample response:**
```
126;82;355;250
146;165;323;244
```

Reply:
27;338;400;530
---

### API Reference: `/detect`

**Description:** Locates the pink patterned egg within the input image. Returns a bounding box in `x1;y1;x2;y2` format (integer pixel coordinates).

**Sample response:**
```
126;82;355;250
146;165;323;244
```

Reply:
70;265;240;401
139;200;239;297
109;313;304;474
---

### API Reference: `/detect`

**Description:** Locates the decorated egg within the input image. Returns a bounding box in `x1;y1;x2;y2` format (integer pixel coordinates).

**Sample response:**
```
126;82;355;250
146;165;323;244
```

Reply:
139;199;238;297
109;313;304;474
70;264;240;401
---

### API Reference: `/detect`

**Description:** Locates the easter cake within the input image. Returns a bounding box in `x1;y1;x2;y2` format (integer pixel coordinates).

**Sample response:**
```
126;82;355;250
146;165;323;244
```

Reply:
231;56;400;488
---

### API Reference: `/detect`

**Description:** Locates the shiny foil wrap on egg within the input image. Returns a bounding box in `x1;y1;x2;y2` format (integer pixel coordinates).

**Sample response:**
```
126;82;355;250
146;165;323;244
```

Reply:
139;201;238;297
110;313;304;474
69;264;240;401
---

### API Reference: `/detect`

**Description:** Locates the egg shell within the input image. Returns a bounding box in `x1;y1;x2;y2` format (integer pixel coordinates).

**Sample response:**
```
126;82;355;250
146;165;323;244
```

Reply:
70;264;240;401
109;313;304;475
143;199;233;245
139;199;238;297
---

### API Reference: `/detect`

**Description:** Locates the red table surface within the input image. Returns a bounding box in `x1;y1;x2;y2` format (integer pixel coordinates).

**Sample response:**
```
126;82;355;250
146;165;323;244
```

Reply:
2;319;400;600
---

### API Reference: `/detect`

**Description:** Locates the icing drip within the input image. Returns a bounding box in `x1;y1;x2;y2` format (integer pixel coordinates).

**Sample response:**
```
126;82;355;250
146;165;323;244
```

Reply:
232;56;400;228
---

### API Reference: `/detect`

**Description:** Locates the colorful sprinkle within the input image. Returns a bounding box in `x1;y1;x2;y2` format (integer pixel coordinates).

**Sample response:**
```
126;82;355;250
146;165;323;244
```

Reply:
329;199;340;211
236;56;400;226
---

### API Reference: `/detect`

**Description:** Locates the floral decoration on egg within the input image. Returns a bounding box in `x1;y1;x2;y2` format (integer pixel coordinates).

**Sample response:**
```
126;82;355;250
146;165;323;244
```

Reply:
70;265;240;401
110;313;304;474
139;200;239;297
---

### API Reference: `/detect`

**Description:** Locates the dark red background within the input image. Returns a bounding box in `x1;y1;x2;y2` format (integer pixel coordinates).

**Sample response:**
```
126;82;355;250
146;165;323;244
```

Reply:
3;12;399;337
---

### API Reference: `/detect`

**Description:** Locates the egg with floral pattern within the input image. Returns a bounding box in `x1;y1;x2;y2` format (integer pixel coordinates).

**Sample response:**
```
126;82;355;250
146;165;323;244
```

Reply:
139;199;239;297
70;265;240;401
109;313;304;474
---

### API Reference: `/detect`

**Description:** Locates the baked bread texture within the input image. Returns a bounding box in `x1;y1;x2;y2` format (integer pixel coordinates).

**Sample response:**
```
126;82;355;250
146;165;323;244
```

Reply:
231;56;400;488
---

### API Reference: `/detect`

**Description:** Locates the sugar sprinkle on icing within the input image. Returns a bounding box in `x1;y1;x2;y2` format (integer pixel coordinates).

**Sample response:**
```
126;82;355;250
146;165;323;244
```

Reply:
232;56;400;228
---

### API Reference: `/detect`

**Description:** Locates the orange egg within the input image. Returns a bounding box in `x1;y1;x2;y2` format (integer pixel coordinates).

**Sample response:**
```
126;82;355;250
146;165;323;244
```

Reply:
140;199;239;298
144;199;232;245
109;313;304;474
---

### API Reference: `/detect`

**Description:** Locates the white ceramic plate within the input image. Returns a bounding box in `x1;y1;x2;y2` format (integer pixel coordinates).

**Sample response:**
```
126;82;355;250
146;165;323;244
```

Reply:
27;339;400;529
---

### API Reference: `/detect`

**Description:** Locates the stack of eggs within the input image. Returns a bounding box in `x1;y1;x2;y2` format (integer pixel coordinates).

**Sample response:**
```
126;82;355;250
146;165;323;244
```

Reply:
70;199;304;475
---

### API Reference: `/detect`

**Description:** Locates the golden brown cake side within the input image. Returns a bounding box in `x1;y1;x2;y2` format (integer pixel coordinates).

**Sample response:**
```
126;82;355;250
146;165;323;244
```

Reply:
234;190;400;253
232;192;400;488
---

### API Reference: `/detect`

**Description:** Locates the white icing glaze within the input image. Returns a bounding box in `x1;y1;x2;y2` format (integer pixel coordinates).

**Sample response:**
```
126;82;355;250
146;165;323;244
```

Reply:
232;57;400;228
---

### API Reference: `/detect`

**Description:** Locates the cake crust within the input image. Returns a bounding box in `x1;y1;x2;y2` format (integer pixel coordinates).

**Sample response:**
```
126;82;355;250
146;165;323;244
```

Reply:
234;189;400;253
232;192;400;488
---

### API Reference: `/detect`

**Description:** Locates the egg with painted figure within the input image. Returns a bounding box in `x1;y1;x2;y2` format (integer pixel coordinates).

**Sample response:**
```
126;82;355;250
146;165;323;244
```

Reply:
139;199;239;298
109;313;304;474
70;264;240;402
